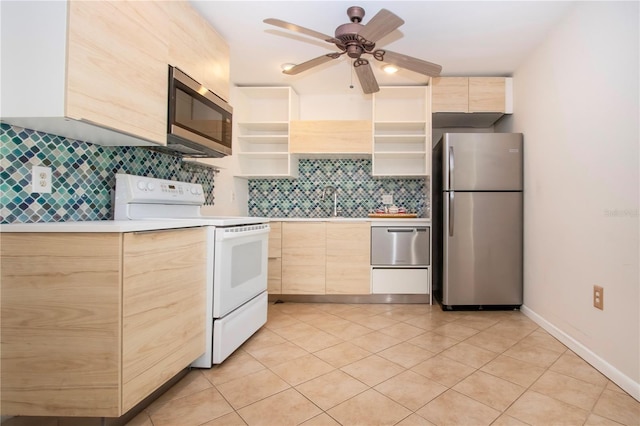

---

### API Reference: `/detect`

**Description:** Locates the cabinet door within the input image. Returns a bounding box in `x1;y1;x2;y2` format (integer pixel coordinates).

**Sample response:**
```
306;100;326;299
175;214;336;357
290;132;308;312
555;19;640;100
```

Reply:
431;77;469;113
0;233;122;417
268;222;282;258
66;1;169;144
121;228;207;412
268;222;282;294
268;258;283;294
326;222;371;294
290;120;372;154
282;222;326;294
469;77;506;112
166;1;230;101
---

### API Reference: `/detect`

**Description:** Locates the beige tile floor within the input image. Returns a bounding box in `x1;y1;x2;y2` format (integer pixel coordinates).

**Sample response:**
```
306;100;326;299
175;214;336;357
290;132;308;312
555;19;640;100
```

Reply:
129;302;640;426
6;302;639;426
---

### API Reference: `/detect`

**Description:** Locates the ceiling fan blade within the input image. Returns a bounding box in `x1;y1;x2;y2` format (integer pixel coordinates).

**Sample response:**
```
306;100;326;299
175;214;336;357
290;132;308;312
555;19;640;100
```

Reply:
283;53;343;75
264;18;341;44
357;9;404;44
353;59;379;94
374;49;442;77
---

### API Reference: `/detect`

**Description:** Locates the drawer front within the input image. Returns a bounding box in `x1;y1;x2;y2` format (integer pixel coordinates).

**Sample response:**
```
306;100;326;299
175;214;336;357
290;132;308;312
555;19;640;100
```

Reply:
371;227;430;266
372;268;429;294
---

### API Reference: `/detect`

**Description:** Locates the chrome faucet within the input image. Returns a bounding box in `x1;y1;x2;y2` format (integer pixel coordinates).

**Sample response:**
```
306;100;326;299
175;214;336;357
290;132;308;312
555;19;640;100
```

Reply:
322;185;340;217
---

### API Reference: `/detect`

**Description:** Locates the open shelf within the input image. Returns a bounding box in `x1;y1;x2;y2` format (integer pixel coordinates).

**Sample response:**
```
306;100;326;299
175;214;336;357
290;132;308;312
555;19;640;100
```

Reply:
372;87;431;177
237;153;298;178
373;153;428;176
233;87;299;177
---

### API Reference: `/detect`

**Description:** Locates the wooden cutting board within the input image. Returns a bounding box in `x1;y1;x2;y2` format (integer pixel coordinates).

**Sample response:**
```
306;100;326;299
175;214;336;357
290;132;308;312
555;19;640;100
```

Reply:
367;213;418;218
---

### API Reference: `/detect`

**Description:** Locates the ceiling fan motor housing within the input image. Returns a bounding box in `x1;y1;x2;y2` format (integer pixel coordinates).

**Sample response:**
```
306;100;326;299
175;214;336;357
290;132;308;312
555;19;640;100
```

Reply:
335;22;372;57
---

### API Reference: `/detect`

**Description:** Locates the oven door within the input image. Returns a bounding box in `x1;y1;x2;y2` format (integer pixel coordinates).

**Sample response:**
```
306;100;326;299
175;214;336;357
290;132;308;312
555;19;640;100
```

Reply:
212;224;269;318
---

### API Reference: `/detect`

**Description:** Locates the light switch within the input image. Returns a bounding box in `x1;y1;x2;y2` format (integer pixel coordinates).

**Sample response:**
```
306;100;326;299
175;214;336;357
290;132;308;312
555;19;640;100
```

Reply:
382;194;393;205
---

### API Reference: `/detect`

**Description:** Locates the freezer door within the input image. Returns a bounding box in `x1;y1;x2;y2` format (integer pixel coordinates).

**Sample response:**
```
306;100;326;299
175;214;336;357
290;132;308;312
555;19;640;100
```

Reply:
443;191;523;306
442;133;523;191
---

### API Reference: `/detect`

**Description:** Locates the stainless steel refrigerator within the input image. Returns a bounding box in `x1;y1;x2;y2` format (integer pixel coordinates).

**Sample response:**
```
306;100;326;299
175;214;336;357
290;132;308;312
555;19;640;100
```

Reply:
432;133;523;310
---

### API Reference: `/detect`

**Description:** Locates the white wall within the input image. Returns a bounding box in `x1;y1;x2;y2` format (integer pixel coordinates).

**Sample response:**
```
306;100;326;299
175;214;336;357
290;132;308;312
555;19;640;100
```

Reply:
198;155;249;217
496;1;639;399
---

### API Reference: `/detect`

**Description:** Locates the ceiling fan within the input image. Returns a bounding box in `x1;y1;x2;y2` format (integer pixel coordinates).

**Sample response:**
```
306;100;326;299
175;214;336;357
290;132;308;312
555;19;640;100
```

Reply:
263;6;442;94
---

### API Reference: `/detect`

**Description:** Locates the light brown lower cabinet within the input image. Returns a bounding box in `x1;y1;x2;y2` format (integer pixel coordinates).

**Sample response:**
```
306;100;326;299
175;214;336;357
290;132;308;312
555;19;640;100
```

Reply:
0;228;207;417
326;222;371;294
268;222;282;294
280;221;371;295
282;222;326;294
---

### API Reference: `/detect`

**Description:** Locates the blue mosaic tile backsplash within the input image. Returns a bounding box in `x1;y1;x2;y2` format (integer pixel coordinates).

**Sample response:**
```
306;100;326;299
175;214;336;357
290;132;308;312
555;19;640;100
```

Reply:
0;123;217;224
248;159;429;218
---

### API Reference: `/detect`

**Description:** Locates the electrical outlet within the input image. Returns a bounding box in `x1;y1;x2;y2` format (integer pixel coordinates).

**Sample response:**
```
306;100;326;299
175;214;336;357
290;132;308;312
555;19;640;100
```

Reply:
31;165;52;194
593;285;604;310
382;194;393;205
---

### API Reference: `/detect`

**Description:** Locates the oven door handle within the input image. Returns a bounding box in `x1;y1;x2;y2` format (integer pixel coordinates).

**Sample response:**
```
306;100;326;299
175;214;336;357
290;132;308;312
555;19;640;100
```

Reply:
215;225;270;241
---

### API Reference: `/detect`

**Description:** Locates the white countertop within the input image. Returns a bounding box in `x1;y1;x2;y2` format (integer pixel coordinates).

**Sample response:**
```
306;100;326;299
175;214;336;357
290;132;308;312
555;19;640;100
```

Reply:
0;219;210;233
0;217;430;232
271;217;431;226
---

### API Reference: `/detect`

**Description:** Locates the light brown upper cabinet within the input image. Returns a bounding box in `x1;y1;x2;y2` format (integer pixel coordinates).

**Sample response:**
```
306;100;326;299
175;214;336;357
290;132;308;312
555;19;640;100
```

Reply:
289;120;373;154
66;1;169;144
165;1;230;101
431;77;469;112
2;1;229;146
469;77;507;112
432;77;510;113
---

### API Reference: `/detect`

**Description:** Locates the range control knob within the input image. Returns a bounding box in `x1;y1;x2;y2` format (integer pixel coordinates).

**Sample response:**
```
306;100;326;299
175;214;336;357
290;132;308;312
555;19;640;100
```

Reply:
147;182;156;191
190;187;198;195
137;180;146;190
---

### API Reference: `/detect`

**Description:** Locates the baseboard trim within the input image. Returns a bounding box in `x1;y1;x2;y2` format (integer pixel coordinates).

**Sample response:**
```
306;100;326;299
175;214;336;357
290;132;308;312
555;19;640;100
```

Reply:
521;305;640;402
268;294;432;304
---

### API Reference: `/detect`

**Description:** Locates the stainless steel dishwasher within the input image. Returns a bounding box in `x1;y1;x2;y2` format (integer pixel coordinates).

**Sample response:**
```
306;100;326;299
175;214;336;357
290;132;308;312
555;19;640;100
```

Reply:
371;226;430;266
371;226;431;295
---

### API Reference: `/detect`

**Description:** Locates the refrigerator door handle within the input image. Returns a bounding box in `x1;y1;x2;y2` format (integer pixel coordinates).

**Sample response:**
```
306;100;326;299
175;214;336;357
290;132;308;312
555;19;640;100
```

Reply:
449;191;454;237
448;146;454;189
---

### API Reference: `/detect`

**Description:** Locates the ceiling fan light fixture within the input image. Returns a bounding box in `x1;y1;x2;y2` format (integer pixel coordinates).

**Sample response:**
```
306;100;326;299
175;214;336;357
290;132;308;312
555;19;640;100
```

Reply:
281;63;296;71
382;64;399;74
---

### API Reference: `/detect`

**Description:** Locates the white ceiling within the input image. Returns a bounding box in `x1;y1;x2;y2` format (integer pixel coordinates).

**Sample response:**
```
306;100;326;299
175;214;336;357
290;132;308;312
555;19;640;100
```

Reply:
190;1;574;96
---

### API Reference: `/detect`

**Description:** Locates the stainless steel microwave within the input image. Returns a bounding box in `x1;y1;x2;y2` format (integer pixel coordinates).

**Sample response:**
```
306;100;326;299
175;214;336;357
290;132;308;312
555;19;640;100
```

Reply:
167;66;232;157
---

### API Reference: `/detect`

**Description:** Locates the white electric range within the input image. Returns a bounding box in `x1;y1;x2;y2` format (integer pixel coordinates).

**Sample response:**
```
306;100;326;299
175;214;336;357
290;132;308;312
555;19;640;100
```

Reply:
114;173;269;367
